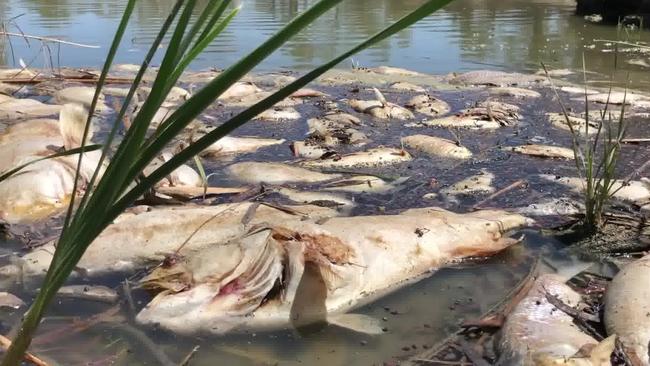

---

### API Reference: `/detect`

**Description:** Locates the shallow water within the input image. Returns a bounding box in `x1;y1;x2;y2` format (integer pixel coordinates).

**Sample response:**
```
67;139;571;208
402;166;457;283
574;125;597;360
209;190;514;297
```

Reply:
3;0;650;89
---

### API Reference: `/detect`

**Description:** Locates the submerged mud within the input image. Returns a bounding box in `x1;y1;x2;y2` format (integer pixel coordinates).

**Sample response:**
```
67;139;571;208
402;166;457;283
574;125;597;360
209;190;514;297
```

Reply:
0;65;649;365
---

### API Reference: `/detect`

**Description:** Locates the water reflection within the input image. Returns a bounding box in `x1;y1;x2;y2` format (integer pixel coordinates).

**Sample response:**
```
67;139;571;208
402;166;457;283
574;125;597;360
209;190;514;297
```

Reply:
3;0;650;87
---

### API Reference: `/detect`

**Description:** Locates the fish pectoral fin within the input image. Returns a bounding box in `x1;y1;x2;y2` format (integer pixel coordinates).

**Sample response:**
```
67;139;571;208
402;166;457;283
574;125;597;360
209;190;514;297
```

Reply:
327;313;383;335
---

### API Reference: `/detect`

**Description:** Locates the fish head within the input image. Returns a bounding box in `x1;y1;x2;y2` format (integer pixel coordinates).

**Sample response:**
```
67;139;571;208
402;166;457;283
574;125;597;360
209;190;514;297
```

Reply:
136;227;359;335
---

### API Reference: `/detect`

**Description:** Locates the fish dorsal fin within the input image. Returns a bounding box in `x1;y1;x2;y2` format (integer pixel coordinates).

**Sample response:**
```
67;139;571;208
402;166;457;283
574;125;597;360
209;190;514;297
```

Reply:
327;313;383;335
59;103;93;150
372;87;387;107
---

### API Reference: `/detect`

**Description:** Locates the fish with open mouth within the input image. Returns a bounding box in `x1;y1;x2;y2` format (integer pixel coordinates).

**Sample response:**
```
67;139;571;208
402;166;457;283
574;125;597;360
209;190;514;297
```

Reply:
135;207;531;335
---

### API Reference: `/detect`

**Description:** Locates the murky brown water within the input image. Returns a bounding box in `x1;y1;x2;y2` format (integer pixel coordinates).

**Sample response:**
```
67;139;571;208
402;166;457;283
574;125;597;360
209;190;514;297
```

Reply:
3;0;650;89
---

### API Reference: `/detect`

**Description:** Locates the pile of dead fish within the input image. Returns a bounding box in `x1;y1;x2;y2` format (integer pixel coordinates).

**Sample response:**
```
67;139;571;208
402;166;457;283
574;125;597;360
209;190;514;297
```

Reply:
0;65;649;365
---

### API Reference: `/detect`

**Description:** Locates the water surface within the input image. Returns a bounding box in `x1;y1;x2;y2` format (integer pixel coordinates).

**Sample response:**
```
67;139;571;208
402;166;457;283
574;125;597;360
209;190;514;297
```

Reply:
3;0;650;88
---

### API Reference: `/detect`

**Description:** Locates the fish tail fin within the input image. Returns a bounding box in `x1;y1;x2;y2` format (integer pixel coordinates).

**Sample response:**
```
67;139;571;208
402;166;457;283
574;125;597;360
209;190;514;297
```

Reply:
59;103;92;150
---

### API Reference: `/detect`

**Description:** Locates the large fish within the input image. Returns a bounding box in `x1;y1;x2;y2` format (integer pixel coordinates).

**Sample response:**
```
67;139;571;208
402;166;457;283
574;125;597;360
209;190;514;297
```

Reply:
0;104;103;223
604;254;650;365
0;202;338;282
135;207;531;335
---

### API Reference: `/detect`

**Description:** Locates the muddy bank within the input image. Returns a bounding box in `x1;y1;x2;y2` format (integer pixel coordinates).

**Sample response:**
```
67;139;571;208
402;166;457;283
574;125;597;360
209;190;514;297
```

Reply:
0;65;649;365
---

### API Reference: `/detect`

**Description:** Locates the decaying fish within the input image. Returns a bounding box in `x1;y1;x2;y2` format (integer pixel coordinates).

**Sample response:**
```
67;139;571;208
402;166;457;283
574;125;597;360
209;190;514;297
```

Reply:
389;82;425;92
547;113;598;135
144;152;203;189
255;107;301;121
0;104;103;223
489;87;541;98
401;134;472;159
348;89;414;120
421;101;518;129
290;141;331;159
136;207;531;335
0;203;338;282
226;162;340;184
55;86;109;111
539;175;650;205
275;187;354;208
586;92;650;105
194;135;285;159
0;94;61;120
321;175;409;194
218;82;263;100
498;274;599;365
448;70;546;87
441;170;495;197
405;94;451;117
504;144;575;159
604;254;650;364
301;147;412;169
368;66;421;76
306;117;367;146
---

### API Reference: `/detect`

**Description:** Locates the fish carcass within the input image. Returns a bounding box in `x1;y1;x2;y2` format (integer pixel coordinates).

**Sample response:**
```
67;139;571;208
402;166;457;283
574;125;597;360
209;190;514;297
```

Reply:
135;207;531;335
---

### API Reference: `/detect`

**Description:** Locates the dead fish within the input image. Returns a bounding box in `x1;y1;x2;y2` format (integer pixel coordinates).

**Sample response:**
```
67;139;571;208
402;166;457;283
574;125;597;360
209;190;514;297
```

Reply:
0;104;103;223
539;175;650;205
255;107;300;121
604;254;650;364
218;82;263;100
489;87;541;98
0;202;339;282
368;66;421;76
405;94;451;117
290;141;331;159
145;152;203;189
55;86;109;111
586;92;650;105
388;82;425;92
290;88;328;98
197;136;285;158
421;101;518;130
348;90;414;120
57;285;118;303
498;274;599;365
135;207;531;335
139;86;190;107
504;144;575;159
514;198;582;217
0;119;62;172
226;162;340;184
441;170;495;196
322;112;361;126
0;94;61;120
560;86;599;95
401;135;472;159
306;118;367;146
0;292;24;309
275;187;354;208
301;147;412;169
321;175;409;194
547;113;598;135
448;70;546;87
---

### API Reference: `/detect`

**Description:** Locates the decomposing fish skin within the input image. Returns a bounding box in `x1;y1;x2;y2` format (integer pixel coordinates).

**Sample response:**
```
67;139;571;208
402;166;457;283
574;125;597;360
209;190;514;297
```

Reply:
401;134;472;159
498;274;598;365
504;144;575;159
604;254;650;365
226;162;340;184
135;207;531;335
301;147;412;169
0;203;338;282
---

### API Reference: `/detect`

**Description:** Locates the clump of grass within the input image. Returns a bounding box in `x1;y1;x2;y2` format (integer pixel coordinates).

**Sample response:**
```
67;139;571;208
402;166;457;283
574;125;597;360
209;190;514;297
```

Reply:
543;59;629;235
0;0;454;364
